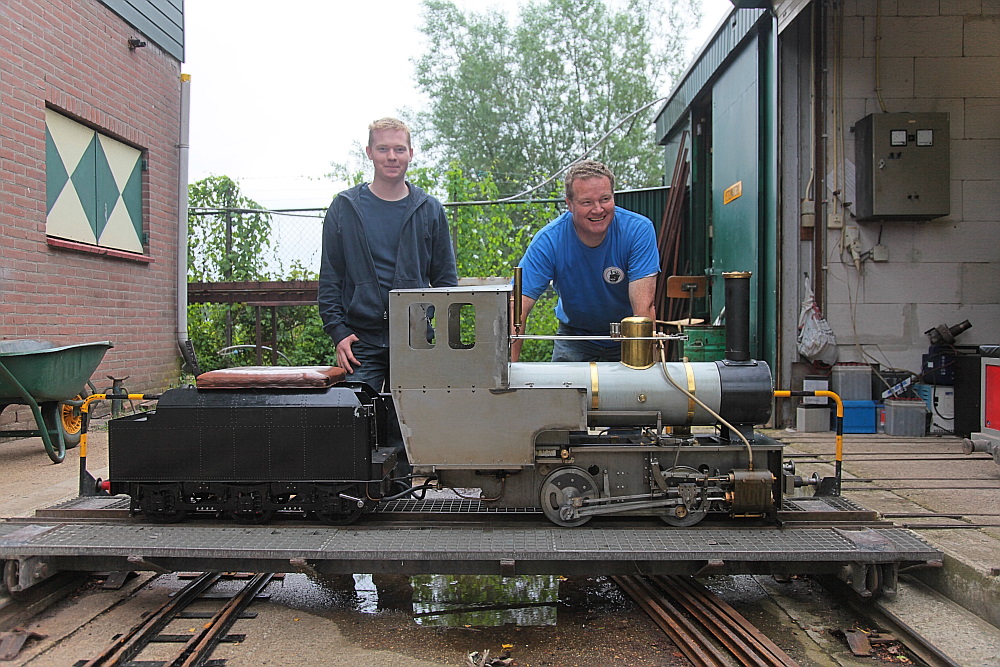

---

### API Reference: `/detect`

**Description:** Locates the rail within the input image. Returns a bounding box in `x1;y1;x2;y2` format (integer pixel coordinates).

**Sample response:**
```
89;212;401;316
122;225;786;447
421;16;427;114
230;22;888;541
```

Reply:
80;571;275;666
614;574;800;666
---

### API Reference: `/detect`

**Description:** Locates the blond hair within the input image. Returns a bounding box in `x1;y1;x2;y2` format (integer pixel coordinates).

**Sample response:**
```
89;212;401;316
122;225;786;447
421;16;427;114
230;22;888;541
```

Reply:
368;117;411;148
564;160;616;200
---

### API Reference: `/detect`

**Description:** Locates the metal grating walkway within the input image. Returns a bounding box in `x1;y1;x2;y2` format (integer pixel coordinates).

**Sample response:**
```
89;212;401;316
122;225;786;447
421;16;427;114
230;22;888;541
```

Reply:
0;521;941;577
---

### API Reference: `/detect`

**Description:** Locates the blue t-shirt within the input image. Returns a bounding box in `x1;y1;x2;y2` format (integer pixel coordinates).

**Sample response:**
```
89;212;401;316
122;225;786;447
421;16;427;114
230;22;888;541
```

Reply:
519;207;660;341
358;184;409;307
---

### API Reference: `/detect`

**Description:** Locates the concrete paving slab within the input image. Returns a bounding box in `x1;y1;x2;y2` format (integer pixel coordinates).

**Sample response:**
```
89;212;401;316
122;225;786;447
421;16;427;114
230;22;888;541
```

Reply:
879;577;1000;667
768;428;1000;635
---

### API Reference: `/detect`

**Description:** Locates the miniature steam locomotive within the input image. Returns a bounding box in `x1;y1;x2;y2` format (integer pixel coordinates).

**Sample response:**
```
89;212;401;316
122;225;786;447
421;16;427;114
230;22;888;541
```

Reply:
107;273;782;527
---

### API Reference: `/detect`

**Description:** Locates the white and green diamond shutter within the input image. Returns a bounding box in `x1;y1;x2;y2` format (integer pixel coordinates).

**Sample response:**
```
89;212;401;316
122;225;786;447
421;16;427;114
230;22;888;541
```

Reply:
45;109;144;254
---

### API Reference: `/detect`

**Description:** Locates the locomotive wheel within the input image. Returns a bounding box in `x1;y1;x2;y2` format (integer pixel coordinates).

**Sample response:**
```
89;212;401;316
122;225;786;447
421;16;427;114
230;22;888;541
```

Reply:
658;467;708;527
659;505;707;527
229;509;275;525
540;467;597;527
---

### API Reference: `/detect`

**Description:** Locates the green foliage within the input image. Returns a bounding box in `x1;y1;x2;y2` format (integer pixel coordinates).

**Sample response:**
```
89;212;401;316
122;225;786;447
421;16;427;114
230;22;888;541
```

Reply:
435;164;562;361
325;140;371;189
414;0;700;194
188;175;277;281
186;176;336;372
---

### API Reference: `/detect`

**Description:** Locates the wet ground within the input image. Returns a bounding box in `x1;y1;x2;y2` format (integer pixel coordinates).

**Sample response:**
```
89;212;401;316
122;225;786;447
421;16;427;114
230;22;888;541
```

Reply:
193;572;690;667
178;570;902;666
9;566;904;666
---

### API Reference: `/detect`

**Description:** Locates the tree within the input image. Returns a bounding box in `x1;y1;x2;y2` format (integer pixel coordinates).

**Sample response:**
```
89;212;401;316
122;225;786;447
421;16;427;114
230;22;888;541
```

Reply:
413;0;699;195
186;176;336;371
431;164;562;361
188;175;278;281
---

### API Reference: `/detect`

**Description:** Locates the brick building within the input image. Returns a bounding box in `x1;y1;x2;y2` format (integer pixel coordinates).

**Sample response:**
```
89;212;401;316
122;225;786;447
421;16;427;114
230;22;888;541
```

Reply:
0;0;185;427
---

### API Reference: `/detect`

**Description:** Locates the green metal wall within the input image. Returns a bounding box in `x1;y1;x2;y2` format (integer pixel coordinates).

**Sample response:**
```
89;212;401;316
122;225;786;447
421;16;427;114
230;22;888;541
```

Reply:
615;187;670;230
655;11;777;369
708;27;777;366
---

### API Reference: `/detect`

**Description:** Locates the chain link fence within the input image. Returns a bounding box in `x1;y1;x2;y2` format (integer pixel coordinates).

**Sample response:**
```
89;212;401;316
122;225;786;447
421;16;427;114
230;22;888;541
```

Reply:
265;208;327;276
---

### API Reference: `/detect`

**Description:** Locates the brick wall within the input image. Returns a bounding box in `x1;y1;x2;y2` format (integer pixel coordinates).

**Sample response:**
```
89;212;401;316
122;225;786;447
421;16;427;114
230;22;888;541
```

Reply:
0;0;183;427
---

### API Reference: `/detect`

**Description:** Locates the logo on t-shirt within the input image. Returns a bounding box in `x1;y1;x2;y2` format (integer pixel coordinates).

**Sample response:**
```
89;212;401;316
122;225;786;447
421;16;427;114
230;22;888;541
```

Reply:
603;266;624;285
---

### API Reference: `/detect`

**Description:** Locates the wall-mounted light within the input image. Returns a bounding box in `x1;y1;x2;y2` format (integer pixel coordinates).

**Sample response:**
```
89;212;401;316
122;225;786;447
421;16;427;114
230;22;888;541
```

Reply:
128;38;147;50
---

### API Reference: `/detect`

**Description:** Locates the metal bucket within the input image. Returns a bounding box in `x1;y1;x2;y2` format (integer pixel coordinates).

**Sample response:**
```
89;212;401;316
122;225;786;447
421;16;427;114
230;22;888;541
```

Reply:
682;325;726;362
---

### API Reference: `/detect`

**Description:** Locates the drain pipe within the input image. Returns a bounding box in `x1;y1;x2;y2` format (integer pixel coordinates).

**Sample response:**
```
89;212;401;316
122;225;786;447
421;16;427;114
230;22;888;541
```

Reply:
176;73;200;376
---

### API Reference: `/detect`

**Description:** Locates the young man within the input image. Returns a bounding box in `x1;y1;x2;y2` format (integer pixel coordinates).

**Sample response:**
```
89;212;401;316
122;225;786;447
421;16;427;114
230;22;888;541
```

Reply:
511;159;660;362
319;118;457;468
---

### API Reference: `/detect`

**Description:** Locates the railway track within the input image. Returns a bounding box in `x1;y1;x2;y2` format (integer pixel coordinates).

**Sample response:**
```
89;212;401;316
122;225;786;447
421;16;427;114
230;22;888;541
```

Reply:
614;573;968;667
79;571;275;667
613;574;799;667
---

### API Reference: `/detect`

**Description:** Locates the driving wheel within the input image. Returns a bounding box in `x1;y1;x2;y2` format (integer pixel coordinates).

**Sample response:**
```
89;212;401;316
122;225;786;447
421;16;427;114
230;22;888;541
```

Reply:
540;467;597;527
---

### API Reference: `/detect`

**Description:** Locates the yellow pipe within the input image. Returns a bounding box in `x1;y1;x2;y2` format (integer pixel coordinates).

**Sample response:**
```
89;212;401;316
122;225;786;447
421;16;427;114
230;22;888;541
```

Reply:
814;390;844;464
79;393;150;458
774;389;845;495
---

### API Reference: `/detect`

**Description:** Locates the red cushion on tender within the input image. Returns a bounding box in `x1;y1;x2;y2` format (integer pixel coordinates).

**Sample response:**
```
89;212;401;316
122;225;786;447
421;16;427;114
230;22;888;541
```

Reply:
195;366;346;389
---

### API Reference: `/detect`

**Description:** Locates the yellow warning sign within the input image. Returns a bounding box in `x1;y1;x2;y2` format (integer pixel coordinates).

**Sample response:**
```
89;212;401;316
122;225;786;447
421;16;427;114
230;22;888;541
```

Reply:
723;181;743;205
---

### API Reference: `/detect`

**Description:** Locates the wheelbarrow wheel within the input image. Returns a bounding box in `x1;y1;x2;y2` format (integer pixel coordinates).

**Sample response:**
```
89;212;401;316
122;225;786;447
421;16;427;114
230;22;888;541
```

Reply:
59;394;85;449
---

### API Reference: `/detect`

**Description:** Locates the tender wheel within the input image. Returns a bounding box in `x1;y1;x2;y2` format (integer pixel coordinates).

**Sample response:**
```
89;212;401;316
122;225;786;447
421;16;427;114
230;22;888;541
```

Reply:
139;486;186;523
229;510;275;525
146;507;186;523
540;467;597;527
315;506;363;526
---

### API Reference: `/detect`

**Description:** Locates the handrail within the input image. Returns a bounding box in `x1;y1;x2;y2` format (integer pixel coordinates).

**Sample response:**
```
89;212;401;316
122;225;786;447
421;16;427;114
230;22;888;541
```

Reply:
774;390;844;495
77;393;160;496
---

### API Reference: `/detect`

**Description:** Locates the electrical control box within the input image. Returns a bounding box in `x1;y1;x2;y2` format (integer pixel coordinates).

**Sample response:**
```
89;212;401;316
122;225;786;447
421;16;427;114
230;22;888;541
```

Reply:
854;112;950;221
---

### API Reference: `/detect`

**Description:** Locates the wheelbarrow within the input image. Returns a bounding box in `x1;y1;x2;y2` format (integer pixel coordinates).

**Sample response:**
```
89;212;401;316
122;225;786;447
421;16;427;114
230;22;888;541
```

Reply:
0;340;113;463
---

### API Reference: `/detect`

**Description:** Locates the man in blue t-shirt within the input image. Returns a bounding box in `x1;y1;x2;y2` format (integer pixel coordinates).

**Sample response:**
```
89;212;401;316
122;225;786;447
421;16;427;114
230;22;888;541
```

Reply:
512;159;660;362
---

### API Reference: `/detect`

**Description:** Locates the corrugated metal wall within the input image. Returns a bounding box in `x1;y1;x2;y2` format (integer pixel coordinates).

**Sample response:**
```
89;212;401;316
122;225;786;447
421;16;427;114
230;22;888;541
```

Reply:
615;187;670;229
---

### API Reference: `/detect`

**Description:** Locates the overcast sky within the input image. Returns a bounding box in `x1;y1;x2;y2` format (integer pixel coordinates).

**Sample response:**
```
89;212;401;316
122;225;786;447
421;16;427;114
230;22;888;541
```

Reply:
183;0;733;210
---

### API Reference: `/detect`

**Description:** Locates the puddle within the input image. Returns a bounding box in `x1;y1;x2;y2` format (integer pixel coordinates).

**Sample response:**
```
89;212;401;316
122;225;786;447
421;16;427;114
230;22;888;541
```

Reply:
410;574;560;626
267;572;630;628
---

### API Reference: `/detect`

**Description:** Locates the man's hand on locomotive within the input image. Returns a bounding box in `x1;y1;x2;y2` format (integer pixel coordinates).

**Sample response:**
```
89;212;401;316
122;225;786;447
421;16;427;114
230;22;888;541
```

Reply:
335;334;360;373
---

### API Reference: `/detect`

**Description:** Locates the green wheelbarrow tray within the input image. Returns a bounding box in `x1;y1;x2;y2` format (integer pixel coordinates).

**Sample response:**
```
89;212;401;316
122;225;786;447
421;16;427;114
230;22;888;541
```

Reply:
0;340;113;463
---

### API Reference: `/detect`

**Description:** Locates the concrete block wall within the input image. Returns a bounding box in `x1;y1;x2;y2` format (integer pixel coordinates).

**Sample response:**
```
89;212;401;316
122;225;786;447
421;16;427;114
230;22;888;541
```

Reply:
823;1;1000;372
0;0;183;428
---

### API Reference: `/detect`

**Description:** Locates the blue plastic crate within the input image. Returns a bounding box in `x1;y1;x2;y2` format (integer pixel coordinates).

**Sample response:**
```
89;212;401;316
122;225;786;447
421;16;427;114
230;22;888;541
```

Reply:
832;400;878;433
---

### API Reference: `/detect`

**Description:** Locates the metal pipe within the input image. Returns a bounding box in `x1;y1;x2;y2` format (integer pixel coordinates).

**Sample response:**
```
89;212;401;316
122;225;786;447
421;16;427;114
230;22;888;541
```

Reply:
723;272;751;362
774;388;843;495
512;266;523;333
176;73;199;375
